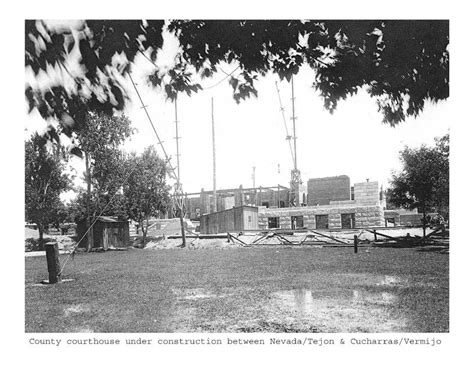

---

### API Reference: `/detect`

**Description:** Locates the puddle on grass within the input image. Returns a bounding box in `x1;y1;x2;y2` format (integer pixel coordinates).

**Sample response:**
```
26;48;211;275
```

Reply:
273;289;319;315
167;285;407;332
377;275;407;287
352;290;396;305
271;288;405;332
64;304;90;317
273;289;396;314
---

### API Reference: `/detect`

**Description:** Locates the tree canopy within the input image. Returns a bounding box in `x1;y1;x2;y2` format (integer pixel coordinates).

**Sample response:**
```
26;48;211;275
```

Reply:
71;111;134;221
25;19;449;144
123;146;170;242
25;133;71;248
387;134;449;218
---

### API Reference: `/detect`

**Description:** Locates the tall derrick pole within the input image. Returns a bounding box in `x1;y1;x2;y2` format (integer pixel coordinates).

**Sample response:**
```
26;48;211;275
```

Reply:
174;97;186;247
291;76;298;170
252;166;256;205
174;98;181;183
290;76;301;207
211;97;217;213
127;71;186;247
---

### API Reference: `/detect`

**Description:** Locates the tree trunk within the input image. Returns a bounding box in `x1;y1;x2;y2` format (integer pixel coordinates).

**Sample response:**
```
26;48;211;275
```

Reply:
38;222;45;251
141;218;148;245
422;210;427;245
85;152;94;252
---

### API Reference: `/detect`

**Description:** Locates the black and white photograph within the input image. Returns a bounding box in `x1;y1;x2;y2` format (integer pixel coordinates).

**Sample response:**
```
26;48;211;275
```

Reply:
23;18;450;334
3;1;473;363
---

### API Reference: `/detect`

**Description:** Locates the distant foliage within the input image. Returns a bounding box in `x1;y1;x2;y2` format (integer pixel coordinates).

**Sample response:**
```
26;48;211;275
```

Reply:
25;20;449;145
387;134;449;218
25;133;71;247
71;111;134;221
123;146;171;242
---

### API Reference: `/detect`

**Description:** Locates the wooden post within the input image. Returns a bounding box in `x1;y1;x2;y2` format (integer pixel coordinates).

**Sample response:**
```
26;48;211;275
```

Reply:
211;97;217;214
45;242;60;284
353;235;358;254
373;230;378;241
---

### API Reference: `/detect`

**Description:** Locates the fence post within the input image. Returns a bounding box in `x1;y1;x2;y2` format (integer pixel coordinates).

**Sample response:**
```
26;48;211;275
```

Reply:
353;235;358;254
373;230;378;241
45;242;61;284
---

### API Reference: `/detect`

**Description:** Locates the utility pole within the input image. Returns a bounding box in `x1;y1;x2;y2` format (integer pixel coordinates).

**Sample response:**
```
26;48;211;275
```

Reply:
174;98;181;182
127;71;186;246
252;166;256;189
252;166;257;205
211;97;217;213
174;97;186;247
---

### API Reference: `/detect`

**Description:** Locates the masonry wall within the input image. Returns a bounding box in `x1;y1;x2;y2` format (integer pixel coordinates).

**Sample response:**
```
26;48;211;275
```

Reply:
354;181;380;204
307;175;351;206
258;203;385;230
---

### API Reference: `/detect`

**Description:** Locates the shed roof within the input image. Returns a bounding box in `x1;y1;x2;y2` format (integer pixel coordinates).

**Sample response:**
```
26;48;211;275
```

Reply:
79;216;128;224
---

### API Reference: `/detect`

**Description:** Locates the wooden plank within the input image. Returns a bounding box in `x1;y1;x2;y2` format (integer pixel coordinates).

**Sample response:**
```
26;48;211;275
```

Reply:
167;234;228;239
412;226;443;245
365;229;397;240
275;233;297;245
185;229;199;237
228;233;250;247
310;230;350;245
252;233;270;244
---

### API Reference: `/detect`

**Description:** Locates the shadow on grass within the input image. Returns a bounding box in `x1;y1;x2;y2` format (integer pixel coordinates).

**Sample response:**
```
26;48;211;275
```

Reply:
416;246;449;254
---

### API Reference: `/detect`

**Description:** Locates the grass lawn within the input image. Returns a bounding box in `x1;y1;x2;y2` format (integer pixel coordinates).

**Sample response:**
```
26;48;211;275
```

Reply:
25;246;449;333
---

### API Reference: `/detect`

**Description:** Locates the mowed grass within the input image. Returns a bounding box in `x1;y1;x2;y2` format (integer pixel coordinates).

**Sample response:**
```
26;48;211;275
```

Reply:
25;246;449;333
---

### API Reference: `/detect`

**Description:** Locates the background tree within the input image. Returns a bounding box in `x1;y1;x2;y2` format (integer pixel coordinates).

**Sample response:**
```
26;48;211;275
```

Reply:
72;111;133;251
123;146;170;244
433;134;449;219
25;133;71;249
25;20;449;145
387;133;449;241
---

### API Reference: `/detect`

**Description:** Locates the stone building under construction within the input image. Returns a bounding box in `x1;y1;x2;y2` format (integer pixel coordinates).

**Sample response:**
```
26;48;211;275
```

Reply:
197;176;387;233
258;179;385;230
184;185;291;220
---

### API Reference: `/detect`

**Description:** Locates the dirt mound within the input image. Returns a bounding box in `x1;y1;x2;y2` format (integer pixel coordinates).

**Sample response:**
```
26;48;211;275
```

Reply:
25;235;76;252
144;237;239;249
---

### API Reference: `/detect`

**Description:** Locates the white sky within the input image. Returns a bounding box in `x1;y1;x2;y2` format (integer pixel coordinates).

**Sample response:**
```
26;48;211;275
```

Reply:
25;25;450;197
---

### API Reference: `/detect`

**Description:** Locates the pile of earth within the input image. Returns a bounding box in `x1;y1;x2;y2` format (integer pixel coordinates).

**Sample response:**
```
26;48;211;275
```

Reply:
25;235;76;252
144;236;239;249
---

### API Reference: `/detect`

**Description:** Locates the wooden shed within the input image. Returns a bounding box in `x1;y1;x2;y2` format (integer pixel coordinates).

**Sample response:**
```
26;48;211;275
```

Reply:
76;216;130;249
200;206;259;234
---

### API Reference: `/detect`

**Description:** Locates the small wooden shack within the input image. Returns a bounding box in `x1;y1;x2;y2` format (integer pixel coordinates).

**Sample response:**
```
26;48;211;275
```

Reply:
200;206;259;234
76;216;130;249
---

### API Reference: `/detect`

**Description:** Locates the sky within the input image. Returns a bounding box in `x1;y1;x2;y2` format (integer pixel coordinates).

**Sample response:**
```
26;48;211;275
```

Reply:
24;21;450;199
